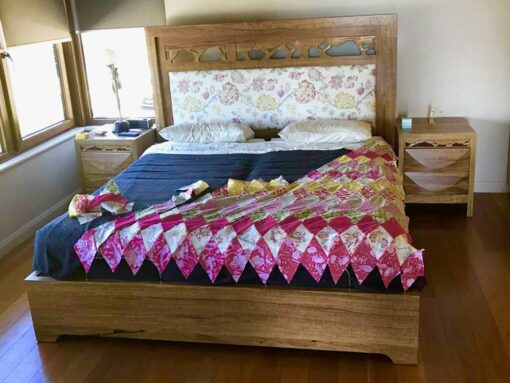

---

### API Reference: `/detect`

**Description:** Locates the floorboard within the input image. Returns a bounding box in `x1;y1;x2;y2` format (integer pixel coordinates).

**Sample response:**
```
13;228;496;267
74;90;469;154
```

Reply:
0;193;509;382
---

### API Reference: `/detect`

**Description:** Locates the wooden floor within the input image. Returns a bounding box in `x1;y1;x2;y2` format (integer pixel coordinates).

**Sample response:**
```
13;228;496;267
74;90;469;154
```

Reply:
1;193;509;382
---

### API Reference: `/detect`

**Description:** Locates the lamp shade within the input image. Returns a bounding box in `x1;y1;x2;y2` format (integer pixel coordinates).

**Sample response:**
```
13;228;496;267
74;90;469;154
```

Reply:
103;48;117;66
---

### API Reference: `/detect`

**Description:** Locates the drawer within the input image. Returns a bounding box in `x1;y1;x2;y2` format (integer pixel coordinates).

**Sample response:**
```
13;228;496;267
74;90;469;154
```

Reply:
404;148;469;173
404;172;469;196
81;151;133;175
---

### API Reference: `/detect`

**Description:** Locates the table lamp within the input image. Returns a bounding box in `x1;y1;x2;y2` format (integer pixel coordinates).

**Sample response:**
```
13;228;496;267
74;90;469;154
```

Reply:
104;49;130;133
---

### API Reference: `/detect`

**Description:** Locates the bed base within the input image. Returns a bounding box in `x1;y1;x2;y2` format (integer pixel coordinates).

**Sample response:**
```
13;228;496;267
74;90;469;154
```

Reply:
25;272;419;364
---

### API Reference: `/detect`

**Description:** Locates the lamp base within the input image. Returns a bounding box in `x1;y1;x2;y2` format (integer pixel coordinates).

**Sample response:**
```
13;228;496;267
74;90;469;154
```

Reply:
113;120;130;134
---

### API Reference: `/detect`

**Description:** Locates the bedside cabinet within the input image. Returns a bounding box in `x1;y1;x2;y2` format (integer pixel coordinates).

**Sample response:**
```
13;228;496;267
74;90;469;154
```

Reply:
76;128;156;193
397;117;477;217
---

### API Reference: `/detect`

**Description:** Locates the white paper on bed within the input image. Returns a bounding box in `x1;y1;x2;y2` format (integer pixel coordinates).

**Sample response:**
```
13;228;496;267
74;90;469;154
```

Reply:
169;65;376;129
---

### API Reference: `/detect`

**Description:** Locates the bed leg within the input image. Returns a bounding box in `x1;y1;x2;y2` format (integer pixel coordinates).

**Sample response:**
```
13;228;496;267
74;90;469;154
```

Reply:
385;349;418;365
34;329;60;343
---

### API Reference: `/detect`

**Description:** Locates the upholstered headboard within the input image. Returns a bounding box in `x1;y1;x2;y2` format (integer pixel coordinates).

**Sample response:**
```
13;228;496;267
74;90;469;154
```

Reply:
146;15;397;145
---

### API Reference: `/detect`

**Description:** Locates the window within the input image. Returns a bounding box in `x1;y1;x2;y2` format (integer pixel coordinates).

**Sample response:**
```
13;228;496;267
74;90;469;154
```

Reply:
0;40;74;156
81;28;154;120
8;43;66;138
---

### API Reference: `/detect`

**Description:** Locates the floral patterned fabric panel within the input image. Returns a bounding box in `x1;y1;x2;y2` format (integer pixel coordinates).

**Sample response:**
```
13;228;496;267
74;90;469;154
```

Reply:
169;65;376;129
74;138;425;291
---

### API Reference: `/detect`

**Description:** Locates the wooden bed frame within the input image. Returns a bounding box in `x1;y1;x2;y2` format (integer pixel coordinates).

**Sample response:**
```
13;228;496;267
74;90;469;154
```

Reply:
25;15;421;365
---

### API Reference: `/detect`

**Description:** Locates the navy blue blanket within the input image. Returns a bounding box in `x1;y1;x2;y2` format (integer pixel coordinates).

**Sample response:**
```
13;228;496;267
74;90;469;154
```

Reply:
34;149;425;292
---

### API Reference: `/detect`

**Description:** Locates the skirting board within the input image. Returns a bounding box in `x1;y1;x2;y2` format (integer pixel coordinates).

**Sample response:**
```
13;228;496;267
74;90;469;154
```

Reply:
0;189;80;259
474;181;510;193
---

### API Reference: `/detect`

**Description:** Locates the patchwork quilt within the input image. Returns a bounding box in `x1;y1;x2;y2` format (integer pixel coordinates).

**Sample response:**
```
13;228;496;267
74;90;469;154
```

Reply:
74;139;424;291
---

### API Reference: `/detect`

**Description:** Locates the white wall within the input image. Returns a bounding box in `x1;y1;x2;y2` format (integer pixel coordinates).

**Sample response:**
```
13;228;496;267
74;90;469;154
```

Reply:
0;132;81;257
165;0;510;192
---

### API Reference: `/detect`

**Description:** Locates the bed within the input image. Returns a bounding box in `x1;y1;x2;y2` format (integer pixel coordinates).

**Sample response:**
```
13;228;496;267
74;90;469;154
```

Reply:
26;15;424;365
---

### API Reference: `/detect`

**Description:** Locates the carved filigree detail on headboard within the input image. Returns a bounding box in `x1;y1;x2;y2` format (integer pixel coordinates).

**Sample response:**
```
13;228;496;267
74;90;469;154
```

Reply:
235;36;376;61
317;36;376;56
165;46;229;64
164;36;376;65
236;43;299;61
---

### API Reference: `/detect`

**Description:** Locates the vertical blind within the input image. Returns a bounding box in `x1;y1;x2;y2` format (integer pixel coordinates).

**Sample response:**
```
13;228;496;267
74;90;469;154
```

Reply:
0;0;70;48
72;0;166;31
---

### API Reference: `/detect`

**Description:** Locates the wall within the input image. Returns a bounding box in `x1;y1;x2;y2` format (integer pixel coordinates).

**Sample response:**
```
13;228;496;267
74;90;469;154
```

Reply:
0;131;81;257
165;0;510;192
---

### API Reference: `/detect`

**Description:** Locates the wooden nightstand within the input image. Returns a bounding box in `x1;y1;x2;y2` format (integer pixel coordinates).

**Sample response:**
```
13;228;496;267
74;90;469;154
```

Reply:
76;128;157;193
398;117;477;217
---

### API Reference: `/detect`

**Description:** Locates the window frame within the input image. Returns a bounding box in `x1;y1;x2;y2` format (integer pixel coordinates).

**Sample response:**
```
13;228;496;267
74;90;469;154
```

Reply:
0;42;75;154
77;27;154;124
0;122;10;162
0;78;13;161
74;32;114;125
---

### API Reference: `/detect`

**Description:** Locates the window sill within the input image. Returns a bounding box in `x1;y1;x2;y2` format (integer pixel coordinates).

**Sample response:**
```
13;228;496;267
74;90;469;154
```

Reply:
0;127;81;175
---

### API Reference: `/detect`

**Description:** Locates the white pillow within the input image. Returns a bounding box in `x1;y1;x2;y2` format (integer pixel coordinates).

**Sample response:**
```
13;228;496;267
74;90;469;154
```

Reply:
159;122;254;143
279;120;372;143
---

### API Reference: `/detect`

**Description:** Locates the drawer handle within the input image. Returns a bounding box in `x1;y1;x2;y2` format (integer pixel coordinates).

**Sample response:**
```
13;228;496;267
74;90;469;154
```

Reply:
406;150;466;169
406;173;464;192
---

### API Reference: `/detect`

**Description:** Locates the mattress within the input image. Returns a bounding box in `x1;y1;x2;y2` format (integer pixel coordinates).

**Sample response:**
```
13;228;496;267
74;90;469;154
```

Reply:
34;140;426;292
